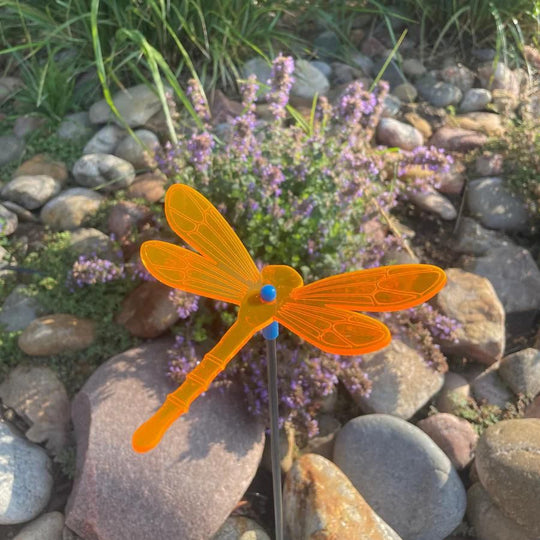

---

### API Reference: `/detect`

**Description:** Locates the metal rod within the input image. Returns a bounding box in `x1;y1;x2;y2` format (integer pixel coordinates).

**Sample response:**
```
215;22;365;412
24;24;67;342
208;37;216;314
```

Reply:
266;337;284;540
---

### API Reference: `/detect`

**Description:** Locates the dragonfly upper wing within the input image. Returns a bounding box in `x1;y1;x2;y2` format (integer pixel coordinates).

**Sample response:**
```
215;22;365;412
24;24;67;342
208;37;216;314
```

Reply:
291;264;446;312
276;301;391;355
140;241;252;304
164;184;261;287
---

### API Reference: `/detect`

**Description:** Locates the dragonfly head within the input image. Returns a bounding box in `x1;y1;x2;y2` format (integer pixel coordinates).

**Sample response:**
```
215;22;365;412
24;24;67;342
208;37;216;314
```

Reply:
261;265;303;299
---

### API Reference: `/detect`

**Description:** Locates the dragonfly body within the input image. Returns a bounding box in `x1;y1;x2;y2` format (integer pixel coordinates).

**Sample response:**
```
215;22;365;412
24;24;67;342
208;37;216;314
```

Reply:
132;184;447;453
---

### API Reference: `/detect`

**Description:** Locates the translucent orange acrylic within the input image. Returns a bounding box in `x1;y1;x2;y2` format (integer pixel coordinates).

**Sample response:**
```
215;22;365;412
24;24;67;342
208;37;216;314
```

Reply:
132;184;447;453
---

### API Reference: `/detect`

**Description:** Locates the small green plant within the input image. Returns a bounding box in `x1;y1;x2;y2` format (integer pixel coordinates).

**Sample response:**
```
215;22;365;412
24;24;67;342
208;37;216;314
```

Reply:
54;443;77;480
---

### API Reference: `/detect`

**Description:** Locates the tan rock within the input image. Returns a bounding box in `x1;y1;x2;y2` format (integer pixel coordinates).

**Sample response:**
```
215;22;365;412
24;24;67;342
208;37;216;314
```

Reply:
126;172;167;203
18;314;95;356
447;112;505;136
14;154;69;185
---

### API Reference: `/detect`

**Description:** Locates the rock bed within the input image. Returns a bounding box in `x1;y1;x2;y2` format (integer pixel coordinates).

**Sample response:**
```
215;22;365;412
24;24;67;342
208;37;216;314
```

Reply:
0;29;539;540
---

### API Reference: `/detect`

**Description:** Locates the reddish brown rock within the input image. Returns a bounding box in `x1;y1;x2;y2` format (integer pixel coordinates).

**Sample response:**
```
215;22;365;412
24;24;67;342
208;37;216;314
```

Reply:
14;154;69;185
18;314;95;356
284;453;400;539
429;126;487;152
126;172;167;203
115;281;179;338
107;201;151;241
417;413;478;469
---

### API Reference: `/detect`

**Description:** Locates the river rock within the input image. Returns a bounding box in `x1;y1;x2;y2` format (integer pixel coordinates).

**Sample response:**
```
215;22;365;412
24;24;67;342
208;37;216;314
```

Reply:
0;365;70;455
448;112;504;136
498;348;540;397
13;115;46;139
434;268;505;364
14;154;68;184
462;244;540;314
72;153;135;192
18;314;96;356
407;189;457;220
40;188;104;230
471;363;514;409
57;112;94;141
65;339;265;540
475;152;503;176
0;204;18;236
344;339;444;419
0;285;43;331
284;453;401;540
12;511;64;540
0;422;53;524
114;129;159;170
475;419;540;536
466;177;529;232
453;217;509;256
467;483;534;540
83;125;126;155
441;64;475;93
291;59;330;99
125;171;166;203
435;371;471;414
68;227;120;261
376;118;423;150
1;175;62;210
107;201;151;242
115;281;179;338
89;83;167;127
393;83;417;103
459;89;492;113
0;134;25;167
402;59;426;78
416;77;462;107
416;413;478;469
334;414;466;540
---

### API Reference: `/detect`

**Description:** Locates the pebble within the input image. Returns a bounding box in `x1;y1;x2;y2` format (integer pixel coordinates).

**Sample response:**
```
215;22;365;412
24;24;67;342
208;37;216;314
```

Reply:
462;244;540;315
291;59;330;99
115;281;180;338
57;112;94;141
416;77;463;107
467;482;533;540
83;124;126;154
1;175;62;210
310;60;332;79
498;348;540;397
402;112;432;138
435;371;471;414
0;422;53;525
333;414;466;540
284;453;401;540
441;64;475;93
350;52;374;77
40;188;104;230
72;153;135;192
18;313;96;356
475;419;540;537
242;58;272;95
1;200;38;223
0;204;18;236
89;83;168;127
12;511;64;540
392;82;417;102
376;117;423;150
459;88;492;113
429;126;487;152
371;58;406;88
437;160;466;194
0;134;25;167
466;177;529;232
0;285;43;332
434;268;505;364
14;154;68;184
416;413;478;469
0;366;70;455
66;339;265;540
402;58;426;78
313;30;340;60
212;517;270;540
381;94;402;117
407;189;457;220
343;339;444;419
114;129;160;170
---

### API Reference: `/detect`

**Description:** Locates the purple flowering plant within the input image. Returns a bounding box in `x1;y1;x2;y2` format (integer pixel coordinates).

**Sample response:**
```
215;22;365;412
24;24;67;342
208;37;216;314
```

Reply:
155;55;459;436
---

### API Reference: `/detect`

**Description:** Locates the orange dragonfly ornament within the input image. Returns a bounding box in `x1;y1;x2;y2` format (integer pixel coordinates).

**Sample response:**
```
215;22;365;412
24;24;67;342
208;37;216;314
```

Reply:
132;184;446;453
